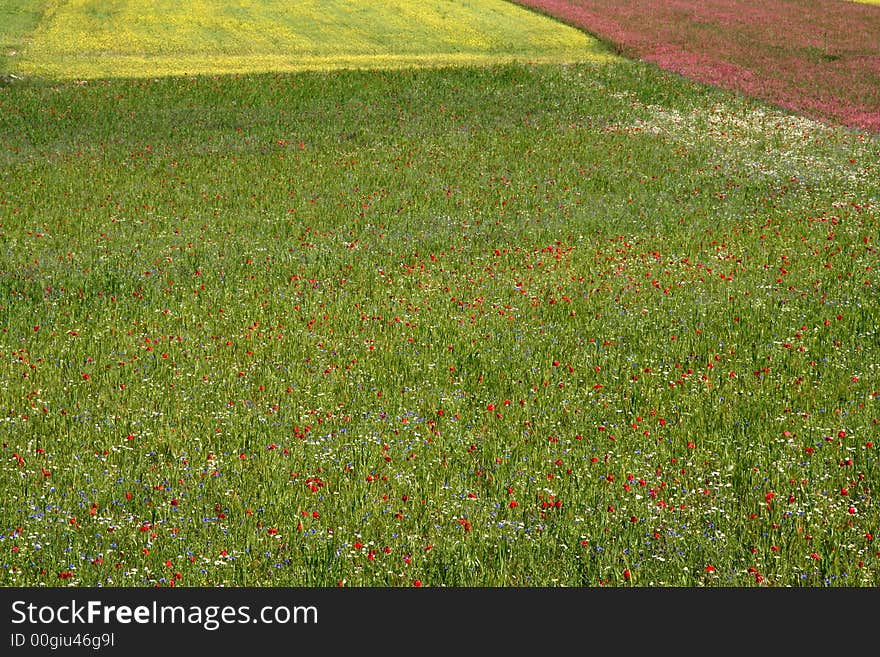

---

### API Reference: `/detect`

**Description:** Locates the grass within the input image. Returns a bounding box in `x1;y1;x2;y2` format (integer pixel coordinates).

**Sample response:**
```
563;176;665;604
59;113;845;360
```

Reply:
1;2;878;588
8;0;613;80
1;59;877;587
0;0;52;77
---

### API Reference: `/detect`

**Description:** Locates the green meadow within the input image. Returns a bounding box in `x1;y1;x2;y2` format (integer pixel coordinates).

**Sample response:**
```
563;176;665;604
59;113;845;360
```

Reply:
0;2;878;587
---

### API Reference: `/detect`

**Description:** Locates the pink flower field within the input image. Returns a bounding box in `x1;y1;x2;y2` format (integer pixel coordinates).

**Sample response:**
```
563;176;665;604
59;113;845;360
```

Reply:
513;0;880;132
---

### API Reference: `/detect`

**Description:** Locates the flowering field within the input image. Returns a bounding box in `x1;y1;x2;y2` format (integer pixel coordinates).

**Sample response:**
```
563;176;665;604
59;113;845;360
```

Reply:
1;4;879;588
512;0;880;132
6;0;610;79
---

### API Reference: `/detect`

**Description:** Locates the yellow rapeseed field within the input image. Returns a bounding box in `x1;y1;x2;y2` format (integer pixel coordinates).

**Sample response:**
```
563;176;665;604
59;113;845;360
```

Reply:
17;0;615;80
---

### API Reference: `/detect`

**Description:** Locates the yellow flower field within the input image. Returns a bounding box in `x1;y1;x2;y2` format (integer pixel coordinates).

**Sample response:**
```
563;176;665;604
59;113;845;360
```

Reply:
16;0;615;80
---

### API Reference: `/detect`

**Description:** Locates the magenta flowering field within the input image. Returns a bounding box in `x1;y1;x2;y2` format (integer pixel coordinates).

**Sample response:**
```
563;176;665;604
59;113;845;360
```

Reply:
512;0;880;132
